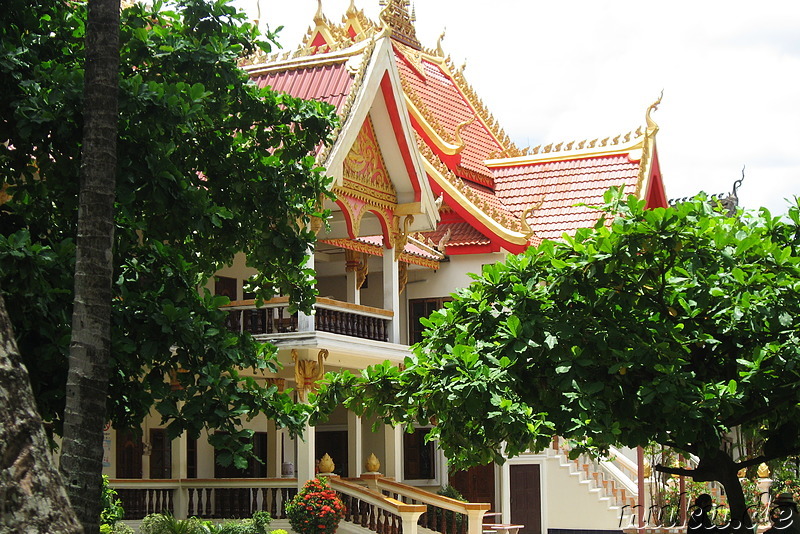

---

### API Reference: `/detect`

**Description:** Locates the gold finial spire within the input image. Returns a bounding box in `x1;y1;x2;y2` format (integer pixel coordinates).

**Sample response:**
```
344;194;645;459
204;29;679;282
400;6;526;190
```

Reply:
346;0;357;16
646;90;663;136
436;28;446;57
379;0;422;50
313;0;325;25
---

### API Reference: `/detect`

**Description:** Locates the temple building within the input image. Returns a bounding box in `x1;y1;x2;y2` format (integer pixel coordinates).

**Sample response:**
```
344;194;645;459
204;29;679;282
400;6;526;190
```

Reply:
108;2;667;534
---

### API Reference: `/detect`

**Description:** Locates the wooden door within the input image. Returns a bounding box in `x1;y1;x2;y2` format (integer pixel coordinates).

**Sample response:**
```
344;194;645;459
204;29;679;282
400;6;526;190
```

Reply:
510;464;542;534
451;463;496;512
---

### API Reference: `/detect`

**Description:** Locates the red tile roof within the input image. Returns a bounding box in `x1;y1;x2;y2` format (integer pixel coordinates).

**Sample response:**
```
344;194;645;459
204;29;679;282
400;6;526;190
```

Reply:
252;62;354;114
420;222;491;249
394;47;503;181
492;154;641;240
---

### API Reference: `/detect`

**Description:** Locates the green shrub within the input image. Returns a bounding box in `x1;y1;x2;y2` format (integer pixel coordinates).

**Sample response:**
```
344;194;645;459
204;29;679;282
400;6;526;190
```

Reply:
286;478;346;534
139;513;209;534
101;475;125;526
215;511;272;534
100;523;135;534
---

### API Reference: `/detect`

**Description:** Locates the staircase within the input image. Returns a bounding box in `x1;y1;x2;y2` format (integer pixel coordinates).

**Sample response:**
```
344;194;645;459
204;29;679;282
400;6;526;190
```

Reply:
544;439;640;529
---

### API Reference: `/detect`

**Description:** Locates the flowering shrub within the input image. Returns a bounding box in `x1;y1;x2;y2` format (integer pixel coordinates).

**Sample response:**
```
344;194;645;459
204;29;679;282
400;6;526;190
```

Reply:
286;478;346;534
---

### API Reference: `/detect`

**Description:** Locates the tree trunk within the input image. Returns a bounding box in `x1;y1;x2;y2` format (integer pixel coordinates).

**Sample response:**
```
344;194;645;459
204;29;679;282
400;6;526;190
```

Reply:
58;0;120;531
0;294;83;533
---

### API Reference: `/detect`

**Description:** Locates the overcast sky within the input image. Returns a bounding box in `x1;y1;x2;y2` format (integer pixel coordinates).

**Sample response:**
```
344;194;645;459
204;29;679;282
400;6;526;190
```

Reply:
246;0;800;214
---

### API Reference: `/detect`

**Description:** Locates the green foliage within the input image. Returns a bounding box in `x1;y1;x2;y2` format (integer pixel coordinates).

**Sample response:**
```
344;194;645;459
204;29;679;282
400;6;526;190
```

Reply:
0;0;336;463
212;510;272;534
100;523;135;534
100;475;125;526
286;478;346;534
140;513;209;534
433;485;466;530
770;457;800;500
314;189;800;525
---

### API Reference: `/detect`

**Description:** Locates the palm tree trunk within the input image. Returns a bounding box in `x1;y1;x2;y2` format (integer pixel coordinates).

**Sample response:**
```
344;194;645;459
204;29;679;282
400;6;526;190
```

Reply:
58;0;120;530
0;293;82;533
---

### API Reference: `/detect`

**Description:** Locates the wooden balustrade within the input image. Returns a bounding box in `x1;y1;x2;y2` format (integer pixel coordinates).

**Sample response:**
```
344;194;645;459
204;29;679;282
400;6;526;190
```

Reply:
222;298;391;342
115;487;173;519
111;479;297;520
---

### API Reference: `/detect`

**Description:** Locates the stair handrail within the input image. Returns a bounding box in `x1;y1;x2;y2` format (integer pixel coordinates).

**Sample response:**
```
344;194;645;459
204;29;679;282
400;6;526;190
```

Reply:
328;477;426;534
372;477;491;534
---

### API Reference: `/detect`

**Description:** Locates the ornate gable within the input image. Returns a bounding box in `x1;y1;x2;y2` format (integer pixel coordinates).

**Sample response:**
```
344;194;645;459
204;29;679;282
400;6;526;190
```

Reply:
339;116;398;209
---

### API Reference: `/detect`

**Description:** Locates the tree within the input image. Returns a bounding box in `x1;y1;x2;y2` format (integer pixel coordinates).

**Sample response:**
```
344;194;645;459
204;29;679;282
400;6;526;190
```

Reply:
0;293;81;533
57;0;121;528
1;0;335;492
316;190;800;531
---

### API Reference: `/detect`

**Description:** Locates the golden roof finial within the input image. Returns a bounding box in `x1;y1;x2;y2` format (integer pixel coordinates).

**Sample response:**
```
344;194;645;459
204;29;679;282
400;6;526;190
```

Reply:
313;0;325;24
379;0;422;50
646;89;663;137
436;28;446;57
346;0;357;16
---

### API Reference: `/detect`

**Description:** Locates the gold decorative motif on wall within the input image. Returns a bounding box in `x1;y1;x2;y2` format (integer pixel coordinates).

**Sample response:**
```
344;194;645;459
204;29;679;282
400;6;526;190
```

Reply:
399;261;408;294
292;348;329;401
342;117;397;207
265;377;286;393
392;214;414;260
345;249;370;289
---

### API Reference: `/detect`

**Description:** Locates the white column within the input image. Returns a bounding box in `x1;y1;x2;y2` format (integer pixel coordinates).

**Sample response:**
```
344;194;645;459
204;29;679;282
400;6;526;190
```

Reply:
347;411;363;478
172;431;189;519
267;420;283;478
383;424;403;480
346;270;361;305
383;248;400;343
297;250;316;332
296;419;317;487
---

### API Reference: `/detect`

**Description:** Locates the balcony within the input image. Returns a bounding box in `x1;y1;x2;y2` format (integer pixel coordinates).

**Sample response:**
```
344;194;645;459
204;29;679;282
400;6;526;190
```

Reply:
223;297;394;343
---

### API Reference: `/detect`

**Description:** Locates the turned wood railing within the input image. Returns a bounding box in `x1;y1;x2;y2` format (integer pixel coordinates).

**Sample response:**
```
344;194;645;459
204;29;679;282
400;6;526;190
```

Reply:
111;478;297;520
222;297;392;342
328;477;426;534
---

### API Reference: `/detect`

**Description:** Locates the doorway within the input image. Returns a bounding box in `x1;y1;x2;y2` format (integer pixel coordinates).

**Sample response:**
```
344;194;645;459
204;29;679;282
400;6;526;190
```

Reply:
510;464;542;534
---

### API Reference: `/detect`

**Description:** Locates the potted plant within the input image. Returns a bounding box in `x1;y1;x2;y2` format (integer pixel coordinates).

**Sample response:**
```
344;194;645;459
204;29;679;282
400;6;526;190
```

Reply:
286;478;346;534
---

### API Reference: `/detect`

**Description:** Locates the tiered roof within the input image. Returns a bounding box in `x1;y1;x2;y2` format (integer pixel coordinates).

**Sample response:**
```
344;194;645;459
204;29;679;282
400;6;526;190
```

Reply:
243;0;667;257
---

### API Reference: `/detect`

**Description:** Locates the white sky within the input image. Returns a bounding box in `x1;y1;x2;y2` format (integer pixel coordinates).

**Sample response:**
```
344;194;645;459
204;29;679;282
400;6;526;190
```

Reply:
245;0;800;214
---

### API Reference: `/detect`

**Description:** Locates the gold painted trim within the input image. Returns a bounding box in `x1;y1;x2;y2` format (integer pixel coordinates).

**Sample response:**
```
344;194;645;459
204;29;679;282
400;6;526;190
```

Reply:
416;136;529;246
321;238;442;269
485;131;645;167
634;92;663;198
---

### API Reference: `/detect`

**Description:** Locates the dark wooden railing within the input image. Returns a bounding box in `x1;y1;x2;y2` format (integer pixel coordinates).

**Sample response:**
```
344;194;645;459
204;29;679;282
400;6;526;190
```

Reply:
222;297;392;342
111;478;297;520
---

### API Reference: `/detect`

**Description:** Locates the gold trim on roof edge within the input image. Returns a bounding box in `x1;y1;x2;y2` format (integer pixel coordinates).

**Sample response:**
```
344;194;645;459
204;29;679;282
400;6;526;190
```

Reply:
320;238;443;269
416;134;529;245
250;2;521;158
317;38;377;166
484;127;646;167
634;92;662;198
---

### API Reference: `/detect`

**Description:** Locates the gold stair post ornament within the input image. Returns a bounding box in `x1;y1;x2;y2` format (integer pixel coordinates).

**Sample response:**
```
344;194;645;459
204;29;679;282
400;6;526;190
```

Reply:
365;453;381;473
318;453;336;475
